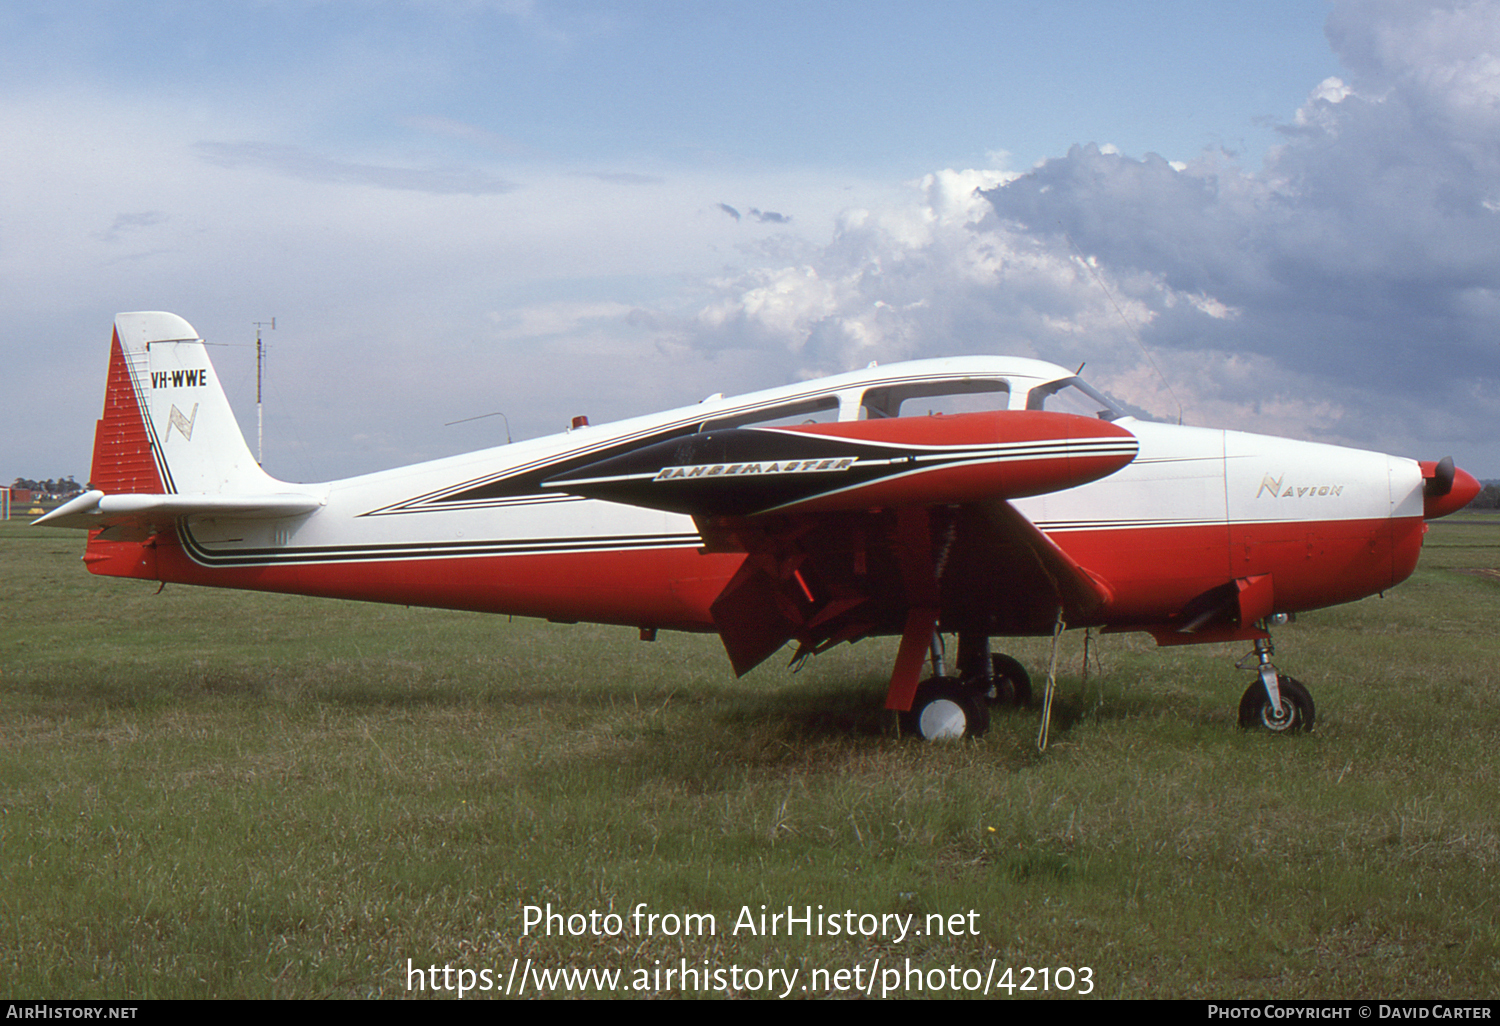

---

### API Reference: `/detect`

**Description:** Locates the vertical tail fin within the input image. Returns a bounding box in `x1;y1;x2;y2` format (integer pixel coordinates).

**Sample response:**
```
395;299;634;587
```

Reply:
92;311;282;496
35;314;318;551
36;314;319;579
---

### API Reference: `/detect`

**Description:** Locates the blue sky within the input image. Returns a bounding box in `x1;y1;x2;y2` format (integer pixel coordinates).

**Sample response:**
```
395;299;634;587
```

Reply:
4;0;1497;484
2;2;1336;173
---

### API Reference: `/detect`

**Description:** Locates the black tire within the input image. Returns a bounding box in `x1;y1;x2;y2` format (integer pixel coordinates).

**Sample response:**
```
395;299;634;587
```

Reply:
988;653;1033;707
900;677;990;740
1238;675;1315;733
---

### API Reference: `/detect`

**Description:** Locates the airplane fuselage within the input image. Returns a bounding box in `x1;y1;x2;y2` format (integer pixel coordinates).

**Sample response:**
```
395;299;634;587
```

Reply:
81;351;1431;644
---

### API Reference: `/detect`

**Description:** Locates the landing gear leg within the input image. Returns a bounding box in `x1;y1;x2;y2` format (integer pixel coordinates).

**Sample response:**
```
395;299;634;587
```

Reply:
956;632;1032;706
894;630;989;740
956;632;992;697
990;653;1033;707
1235;635;1316;733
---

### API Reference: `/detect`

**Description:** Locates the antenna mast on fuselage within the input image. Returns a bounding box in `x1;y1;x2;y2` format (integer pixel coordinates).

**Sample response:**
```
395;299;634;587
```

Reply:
253;318;276;465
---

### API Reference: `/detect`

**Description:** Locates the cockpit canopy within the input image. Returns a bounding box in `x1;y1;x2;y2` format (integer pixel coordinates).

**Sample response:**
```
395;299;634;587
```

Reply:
696;358;1123;432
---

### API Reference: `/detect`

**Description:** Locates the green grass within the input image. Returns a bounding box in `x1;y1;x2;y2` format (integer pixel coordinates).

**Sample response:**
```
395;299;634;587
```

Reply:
2;515;1499;998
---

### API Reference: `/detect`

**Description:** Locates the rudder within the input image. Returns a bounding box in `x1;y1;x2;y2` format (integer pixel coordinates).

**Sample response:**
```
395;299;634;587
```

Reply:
90;324;165;495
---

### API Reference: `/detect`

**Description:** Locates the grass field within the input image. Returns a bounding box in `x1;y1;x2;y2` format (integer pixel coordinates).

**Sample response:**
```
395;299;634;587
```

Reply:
2;515;1498;999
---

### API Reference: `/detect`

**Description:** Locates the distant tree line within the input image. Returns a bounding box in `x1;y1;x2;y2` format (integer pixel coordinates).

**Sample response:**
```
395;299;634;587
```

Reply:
9;476;82;499
1468;482;1500;510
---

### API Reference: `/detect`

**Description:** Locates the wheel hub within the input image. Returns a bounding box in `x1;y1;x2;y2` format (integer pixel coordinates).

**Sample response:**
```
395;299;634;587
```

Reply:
918;698;968;740
1262;700;1295;730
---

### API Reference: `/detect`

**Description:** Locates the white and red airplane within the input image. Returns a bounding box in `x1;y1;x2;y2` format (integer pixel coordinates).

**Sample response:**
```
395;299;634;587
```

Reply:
39;312;1480;739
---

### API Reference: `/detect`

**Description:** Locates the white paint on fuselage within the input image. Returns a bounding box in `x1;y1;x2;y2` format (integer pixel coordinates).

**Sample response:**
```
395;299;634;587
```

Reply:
182;354;1425;559
187;355;1076;557
1012;418;1425;532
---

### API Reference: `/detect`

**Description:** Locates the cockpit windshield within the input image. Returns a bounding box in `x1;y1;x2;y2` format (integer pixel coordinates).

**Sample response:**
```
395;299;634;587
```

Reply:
1025;377;1124;421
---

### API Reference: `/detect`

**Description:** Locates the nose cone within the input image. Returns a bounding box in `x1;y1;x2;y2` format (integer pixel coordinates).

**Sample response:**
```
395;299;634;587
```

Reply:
1421;457;1481;520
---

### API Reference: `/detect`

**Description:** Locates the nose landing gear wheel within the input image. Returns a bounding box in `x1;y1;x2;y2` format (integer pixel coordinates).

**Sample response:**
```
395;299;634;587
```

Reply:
900;678;990;740
1238;674;1315;733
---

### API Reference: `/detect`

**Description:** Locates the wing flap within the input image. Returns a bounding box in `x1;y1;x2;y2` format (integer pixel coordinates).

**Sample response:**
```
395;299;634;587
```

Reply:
703;500;1114;676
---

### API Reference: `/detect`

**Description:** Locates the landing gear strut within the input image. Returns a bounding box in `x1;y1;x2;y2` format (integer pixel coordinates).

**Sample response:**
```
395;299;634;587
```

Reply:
956;633;1033;707
1235;635;1315;733
897;632;989;740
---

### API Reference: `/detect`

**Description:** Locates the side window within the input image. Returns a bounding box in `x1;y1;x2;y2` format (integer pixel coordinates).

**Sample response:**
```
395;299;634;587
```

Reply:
860;380;1010;419
701;395;840;431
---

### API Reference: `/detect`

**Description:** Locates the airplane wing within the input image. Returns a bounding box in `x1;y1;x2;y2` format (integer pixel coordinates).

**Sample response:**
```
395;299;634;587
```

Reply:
545;410;1134;676
34;489;323;539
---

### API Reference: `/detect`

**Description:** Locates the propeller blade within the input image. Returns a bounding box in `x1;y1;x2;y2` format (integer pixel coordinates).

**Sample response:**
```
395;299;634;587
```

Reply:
1424;455;1456;498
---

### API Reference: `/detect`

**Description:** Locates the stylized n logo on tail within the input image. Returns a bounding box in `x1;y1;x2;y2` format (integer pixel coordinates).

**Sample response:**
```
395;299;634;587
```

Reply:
167;403;199;442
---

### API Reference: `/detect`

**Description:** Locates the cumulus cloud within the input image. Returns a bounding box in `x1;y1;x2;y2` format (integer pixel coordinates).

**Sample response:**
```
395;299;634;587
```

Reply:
665;0;1500;470
681;167;1109;371
7;0;1499;486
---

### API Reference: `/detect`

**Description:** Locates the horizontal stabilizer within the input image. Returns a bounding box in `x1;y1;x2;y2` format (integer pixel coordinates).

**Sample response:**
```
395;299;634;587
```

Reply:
34;489;323;531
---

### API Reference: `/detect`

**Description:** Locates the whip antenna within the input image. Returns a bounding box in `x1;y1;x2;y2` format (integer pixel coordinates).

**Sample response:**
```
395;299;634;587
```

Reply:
253;318;276;464
1062;230;1183;424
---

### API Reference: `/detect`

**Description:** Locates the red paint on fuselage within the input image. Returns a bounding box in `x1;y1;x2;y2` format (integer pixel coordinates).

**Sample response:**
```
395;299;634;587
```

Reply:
1050;514;1425;625
121;511;1425;640
141;531;741;633
776;449;1140;514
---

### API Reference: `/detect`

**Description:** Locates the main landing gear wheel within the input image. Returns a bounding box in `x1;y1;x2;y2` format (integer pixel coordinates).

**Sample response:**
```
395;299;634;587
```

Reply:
1238;675;1316;733
900;677;990;740
987;654;1033;707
